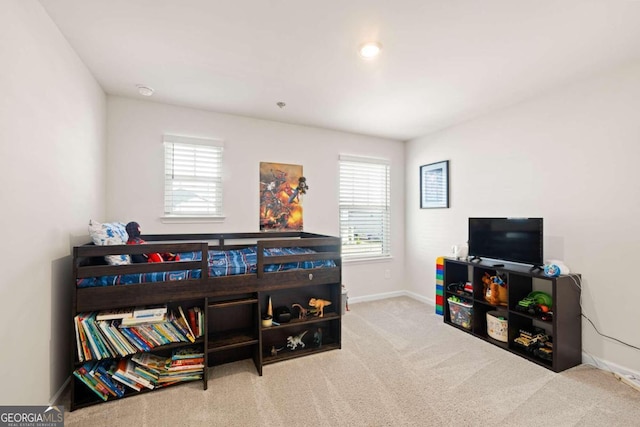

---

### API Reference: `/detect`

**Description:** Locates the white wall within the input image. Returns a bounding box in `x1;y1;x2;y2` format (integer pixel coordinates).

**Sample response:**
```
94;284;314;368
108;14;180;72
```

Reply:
106;96;405;300
405;60;640;373
0;1;106;404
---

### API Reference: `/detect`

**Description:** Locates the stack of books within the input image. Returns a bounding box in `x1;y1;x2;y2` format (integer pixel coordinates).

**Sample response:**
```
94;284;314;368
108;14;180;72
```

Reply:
74;305;202;362
159;347;205;386
74;347;205;400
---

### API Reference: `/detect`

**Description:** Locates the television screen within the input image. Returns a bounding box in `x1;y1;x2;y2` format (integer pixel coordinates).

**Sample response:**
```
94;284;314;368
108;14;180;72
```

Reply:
468;218;543;266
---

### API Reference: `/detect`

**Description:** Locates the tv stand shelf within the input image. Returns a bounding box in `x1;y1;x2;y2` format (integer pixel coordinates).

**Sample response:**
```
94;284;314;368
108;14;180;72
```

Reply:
443;258;581;372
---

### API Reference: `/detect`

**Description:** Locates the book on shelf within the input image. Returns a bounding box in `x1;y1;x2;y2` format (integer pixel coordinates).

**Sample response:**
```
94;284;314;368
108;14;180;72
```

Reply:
119;327;152;352
73;364;108;401
92;363;125;398
176;307;196;343
133;305;167;319
112;359;142;391
131;353;169;371
74;314;92;362
187;308;198;337
171;346;205;360
120;313;166;326
167;360;204;371
96;307;134;321
121;359;155;390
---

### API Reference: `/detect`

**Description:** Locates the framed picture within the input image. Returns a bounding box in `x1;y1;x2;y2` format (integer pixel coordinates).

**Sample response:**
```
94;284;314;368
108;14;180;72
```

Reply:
259;162;304;231
420;160;449;209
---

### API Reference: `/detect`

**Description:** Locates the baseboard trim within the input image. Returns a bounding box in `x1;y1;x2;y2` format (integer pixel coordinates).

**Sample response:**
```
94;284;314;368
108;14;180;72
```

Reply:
582;352;640;380
404;291;435;306
50;376;70;406
348;290;435;307
348;291;406;304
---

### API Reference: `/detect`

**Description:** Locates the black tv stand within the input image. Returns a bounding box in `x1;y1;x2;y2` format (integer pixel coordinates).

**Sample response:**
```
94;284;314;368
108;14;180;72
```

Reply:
469;256;482;262
529;265;543;273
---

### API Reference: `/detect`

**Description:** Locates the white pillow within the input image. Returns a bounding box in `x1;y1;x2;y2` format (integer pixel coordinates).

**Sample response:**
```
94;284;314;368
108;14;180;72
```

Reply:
88;220;131;265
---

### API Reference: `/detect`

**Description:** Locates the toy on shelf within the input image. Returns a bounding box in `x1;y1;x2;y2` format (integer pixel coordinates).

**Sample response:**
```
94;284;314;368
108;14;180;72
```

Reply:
308;298;331;317
291;303;308;320
515;291;553;320
286;331;307;350
482;272;507;306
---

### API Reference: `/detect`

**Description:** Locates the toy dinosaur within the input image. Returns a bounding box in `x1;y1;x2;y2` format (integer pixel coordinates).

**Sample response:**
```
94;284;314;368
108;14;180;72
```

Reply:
286;330;307;350
291;303;308;319
308;298;332;317
270;346;284;357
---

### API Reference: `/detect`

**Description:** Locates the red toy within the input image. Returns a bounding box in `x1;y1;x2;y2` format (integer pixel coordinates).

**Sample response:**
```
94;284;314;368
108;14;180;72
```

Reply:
125;222;179;263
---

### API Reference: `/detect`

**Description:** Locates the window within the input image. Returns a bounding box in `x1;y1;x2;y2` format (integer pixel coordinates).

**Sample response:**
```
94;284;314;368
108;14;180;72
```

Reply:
163;135;224;217
339;155;391;259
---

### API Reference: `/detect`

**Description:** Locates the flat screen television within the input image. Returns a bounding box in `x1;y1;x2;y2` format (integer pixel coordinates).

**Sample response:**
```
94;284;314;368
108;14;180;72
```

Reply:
468;217;543;266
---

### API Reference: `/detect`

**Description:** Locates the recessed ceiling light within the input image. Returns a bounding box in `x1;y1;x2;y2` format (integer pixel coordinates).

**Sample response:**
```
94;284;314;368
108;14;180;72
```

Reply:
136;85;154;96
358;42;382;59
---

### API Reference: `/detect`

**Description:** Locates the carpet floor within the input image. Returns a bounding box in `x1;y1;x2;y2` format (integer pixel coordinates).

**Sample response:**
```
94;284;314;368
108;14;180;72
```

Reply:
63;297;640;426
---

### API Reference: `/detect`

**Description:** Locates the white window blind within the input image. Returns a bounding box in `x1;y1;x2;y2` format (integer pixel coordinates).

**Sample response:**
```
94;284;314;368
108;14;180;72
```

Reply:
339;155;391;259
164;135;224;217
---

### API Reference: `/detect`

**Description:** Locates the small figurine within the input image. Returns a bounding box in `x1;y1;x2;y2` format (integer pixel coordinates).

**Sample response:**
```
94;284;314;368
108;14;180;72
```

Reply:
291;303;308;319
313;328;322;348
270;346;284;357
286;330;307;350
308;298;332;317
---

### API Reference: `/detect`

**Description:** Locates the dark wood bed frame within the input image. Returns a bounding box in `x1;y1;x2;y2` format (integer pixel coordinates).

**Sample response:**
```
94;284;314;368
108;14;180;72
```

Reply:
71;231;342;410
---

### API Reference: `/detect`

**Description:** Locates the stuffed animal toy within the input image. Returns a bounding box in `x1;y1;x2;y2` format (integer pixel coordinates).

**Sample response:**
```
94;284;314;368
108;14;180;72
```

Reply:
125;221;179;263
482;272;508;306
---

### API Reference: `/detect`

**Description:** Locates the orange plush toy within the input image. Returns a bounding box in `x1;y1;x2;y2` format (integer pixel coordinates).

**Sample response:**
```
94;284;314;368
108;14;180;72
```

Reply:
125;222;179;263
482;272;508;306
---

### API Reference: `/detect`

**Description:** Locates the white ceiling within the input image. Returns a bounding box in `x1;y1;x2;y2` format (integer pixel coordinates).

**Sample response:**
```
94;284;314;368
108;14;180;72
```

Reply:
39;0;640;141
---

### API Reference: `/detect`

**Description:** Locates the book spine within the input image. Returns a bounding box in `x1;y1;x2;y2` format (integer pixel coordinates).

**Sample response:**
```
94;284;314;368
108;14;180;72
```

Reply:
119;327;151;352
96;365;125;397
153;323;178;344
74;315;83;362
136;325;164;347
96;321;126;357
80;316;102;360
188;309;198;337
107;323;137;355
164;322;187;342
76;315;92;361
128;327;156;350
178;306;196;341
111;372;141;392
89;316;117;358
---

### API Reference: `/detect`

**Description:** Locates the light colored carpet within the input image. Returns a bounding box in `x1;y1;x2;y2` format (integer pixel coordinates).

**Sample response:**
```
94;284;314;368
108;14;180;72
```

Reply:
63;297;640;426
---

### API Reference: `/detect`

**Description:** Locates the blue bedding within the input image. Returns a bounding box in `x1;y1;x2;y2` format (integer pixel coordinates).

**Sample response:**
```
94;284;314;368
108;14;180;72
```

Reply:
77;247;336;288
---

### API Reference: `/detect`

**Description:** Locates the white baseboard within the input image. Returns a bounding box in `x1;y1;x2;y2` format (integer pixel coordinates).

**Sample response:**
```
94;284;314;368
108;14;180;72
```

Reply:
348;291;406;304
348;290;435;307
404;291;435;306
582;352;640;380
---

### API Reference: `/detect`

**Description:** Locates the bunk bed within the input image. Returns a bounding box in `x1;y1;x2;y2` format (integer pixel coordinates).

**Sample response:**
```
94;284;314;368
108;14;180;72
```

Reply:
73;231;342;312
71;231;343;410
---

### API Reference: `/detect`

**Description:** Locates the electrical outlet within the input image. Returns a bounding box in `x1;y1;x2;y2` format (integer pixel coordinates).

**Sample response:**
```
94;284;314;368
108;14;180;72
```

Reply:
384;269;391;279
